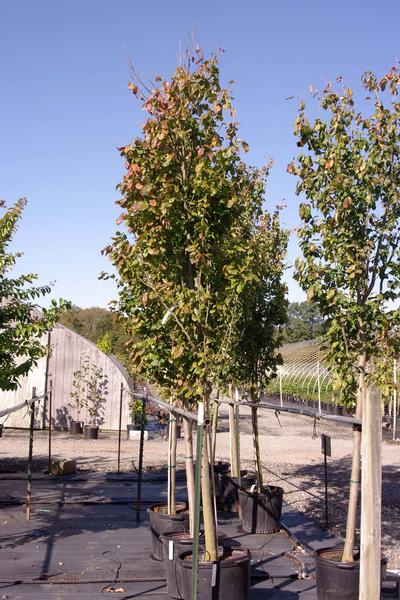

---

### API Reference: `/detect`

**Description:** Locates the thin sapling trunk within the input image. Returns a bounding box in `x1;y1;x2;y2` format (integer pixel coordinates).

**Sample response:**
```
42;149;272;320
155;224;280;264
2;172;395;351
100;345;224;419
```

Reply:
183;416;195;535
211;400;219;466
250;384;263;493
342;354;365;562
228;397;239;478
201;425;218;560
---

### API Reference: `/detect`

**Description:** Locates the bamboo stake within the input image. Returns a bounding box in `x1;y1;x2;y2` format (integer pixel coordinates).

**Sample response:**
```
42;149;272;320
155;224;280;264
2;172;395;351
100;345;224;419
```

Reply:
359;388;382;600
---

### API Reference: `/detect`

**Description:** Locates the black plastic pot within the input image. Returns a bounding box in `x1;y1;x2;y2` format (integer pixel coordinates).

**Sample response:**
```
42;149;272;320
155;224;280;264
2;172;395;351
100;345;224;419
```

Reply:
216;470;256;512
70;420;83;435
315;547;387;600
238;485;283;533
177;548;250;600
161;531;229;598
147;503;189;561
84;425;99;439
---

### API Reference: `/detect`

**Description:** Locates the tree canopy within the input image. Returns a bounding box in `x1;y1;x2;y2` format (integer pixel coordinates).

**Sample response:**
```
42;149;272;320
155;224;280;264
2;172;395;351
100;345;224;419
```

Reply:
0;198;67;391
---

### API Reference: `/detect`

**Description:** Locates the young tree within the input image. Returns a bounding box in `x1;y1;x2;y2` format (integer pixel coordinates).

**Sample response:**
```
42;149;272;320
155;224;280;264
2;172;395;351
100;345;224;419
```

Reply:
0;198;67;391
104;48;271;560
230;209;288;492
289;68;400;568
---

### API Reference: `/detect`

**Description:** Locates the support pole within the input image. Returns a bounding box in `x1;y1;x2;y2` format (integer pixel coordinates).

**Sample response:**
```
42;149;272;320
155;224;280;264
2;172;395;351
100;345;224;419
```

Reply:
228;400;238;478
135;395;146;524
279;367;283;408
359;388;382;600
317;362;321;413
324;451;329;529
393;359;397;442
191;403;204;600
26;387;36;521
117;383;123;474
47;381;53;474
234;388;241;488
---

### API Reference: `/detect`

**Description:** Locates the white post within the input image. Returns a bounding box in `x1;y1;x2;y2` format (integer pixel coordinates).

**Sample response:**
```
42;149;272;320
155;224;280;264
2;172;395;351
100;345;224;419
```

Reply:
317;362;321;413
393;359;397;442
359;387;382;600
279;367;283;407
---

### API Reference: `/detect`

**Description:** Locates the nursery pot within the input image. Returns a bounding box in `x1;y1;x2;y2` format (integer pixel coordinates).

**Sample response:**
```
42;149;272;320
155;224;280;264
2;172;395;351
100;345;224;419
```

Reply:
127;423;141;439
238;485;283;534
70;420;83;435
217;470;257;512
147;503;189;561
84;425;99;440
315;547;387;600
177;548;250;600
160;531;227;598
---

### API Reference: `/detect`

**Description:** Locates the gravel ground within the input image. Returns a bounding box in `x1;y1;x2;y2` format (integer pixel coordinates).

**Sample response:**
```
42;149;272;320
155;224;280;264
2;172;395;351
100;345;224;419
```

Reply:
1;405;399;568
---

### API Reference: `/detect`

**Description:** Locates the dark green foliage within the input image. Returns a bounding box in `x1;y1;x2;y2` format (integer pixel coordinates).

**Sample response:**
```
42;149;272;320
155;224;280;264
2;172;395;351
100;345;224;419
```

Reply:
282;301;326;343
0;198;68;391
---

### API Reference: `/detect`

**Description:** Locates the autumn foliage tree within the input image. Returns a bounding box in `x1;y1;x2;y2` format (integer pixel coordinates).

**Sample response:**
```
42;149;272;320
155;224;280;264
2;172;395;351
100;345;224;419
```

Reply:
289;67;400;566
104;48;277;560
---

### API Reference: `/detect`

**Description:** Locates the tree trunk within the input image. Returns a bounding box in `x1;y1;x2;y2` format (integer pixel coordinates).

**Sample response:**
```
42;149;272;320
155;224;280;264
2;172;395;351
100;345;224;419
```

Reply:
183;416;195;535
342;353;366;562
201;426;218;560
211;400;219;465
250;385;263;493
167;415;177;515
229;400;239;478
359;388;382;600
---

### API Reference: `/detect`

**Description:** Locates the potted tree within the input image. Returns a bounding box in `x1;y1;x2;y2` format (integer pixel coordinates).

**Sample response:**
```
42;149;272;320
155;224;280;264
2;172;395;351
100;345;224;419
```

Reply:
69;360;87;434
83;358;108;440
127;396;147;439
233;210;288;533
289;67;400;598
104;48;285;594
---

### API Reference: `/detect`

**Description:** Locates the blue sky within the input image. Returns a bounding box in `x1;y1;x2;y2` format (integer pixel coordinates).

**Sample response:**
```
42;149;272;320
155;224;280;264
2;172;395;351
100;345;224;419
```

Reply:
1;0;399;308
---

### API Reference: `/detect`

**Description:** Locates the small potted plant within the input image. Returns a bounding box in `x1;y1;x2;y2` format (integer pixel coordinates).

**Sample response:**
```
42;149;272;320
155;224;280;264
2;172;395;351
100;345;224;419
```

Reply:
127;396;147;439
84;360;108;440
69;362;87;435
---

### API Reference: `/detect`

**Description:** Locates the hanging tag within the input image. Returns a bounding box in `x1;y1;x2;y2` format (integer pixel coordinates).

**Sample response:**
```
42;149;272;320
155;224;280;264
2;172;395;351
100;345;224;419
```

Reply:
211;563;217;587
198;402;204;426
168;540;174;560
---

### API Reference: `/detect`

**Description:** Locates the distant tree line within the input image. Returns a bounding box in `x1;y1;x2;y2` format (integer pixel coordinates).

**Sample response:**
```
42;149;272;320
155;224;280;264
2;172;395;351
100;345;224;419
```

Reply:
58;300;324;362
282;300;326;343
58;306;129;369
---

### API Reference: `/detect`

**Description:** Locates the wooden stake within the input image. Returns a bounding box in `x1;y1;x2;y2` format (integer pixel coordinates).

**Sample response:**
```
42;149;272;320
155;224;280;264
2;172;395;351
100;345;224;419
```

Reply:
359;387;382;600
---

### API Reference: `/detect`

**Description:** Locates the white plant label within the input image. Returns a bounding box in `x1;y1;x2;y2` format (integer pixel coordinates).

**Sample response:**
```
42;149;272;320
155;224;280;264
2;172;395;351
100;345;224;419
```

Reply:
168;540;174;560
198;402;204;426
211;563;217;587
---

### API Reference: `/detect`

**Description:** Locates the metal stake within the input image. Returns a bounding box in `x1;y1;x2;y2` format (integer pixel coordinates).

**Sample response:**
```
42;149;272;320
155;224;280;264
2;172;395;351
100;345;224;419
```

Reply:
135;395;146;523
26;387;36;520
48;381;53;474
393;359;397;442
117;383;123;474
191;402;204;600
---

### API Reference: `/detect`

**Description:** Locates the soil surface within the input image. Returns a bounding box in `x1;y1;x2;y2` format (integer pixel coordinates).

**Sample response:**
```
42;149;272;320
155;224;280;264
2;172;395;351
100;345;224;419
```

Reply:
1;403;399;569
